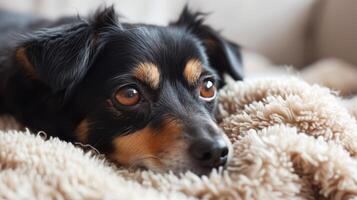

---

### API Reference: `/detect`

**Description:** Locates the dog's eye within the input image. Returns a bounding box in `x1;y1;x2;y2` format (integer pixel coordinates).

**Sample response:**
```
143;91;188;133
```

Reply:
115;86;141;106
199;78;217;101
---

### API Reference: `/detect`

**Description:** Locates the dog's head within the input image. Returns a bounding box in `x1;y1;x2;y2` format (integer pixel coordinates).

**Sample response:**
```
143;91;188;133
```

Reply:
16;6;243;174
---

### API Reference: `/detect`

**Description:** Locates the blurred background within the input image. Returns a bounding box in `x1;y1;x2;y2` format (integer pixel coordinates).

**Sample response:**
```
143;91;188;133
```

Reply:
1;0;357;95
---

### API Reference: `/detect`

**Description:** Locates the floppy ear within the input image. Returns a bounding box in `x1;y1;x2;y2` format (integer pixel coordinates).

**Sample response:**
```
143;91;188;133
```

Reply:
15;6;120;97
171;6;243;85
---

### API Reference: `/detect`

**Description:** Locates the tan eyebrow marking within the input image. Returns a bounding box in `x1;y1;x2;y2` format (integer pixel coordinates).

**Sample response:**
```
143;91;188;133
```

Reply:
183;59;203;85
133;63;160;89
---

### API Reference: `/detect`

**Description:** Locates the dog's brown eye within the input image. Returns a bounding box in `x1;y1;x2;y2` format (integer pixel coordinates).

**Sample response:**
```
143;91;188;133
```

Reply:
199;78;216;101
115;86;140;106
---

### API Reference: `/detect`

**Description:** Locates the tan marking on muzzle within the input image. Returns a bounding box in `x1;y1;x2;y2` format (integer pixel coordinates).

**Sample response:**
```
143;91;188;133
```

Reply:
111;119;183;167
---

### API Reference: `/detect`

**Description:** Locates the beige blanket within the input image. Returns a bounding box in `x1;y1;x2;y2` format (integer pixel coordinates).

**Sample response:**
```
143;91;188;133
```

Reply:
1;77;357;200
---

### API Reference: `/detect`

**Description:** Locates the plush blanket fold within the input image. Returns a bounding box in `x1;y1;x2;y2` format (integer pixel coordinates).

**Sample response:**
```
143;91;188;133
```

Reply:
1;77;357;200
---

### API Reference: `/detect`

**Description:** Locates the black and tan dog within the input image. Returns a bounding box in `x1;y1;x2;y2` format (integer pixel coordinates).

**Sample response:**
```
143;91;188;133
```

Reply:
0;6;243;175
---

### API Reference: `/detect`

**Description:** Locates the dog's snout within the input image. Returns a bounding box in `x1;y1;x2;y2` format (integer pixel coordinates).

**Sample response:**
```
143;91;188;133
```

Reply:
190;138;229;168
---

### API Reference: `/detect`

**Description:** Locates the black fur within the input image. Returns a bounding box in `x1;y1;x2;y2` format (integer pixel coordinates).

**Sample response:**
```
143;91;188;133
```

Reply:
0;6;243;173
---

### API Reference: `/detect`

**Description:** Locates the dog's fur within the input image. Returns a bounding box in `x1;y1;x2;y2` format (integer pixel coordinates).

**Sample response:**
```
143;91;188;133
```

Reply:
0;6;243;174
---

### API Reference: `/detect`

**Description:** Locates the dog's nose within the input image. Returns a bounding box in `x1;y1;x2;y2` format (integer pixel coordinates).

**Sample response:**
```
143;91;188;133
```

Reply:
189;138;229;168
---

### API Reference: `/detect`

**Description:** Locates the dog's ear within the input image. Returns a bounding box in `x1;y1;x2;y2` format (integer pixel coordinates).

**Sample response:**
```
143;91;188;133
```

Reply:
15;6;120;97
171;6;243;86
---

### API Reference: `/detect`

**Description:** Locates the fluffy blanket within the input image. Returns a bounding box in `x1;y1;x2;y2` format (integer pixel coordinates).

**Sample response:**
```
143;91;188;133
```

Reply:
1;77;357;200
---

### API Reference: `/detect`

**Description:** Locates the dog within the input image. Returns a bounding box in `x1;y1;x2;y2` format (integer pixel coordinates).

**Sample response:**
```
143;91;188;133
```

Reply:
0;6;243;175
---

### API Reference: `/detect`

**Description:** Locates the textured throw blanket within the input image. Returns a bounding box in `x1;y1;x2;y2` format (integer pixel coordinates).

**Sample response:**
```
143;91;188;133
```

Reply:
1;77;357;200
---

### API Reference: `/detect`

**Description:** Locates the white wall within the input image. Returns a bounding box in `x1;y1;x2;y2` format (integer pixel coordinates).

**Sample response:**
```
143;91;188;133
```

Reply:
1;0;356;68
314;0;357;67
